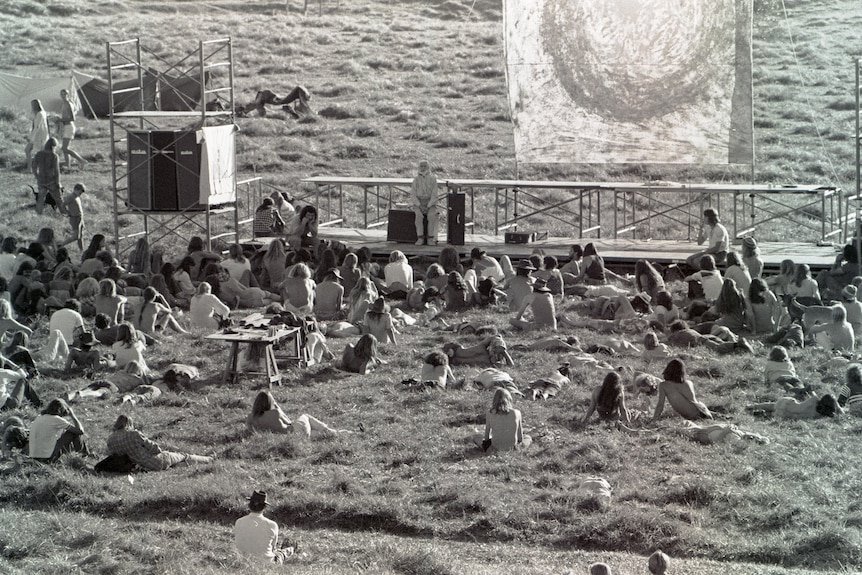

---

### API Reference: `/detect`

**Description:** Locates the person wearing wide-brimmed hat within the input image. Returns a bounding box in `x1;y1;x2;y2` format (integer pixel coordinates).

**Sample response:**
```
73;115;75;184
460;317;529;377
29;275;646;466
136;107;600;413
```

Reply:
504;259;535;313
509;278;557;331
362;297;397;344
64;330;103;372
314;268;345;320
234;489;295;564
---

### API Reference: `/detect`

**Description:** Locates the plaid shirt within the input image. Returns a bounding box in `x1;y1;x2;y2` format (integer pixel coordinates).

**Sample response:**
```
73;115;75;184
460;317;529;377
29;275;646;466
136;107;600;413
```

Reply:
106;429;163;471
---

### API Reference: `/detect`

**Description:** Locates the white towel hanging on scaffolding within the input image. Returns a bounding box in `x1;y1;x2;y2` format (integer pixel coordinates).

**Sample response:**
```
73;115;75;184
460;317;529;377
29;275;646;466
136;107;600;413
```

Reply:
198;124;238;205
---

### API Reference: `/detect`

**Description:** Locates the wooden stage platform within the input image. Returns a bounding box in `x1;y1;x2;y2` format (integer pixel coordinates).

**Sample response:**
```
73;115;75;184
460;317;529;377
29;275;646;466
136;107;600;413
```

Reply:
316;227;842;274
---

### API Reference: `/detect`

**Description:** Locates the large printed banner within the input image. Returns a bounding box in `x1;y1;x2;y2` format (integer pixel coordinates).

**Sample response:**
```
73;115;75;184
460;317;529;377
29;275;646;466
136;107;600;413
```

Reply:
504;0;753;165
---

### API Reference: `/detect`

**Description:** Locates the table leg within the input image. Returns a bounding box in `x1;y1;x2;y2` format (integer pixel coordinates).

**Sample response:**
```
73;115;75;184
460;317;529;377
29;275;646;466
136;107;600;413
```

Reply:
264;344;281;386
226;341;240;384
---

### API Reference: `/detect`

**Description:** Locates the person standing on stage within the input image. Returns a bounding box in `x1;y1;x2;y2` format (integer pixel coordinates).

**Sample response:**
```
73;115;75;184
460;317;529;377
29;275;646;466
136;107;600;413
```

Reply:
686;208;729;270
410;160;438;246
58;89;86;171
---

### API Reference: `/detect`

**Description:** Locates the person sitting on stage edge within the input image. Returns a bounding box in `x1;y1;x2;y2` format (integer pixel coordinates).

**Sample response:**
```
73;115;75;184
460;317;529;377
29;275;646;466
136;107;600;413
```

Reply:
686;208;729;270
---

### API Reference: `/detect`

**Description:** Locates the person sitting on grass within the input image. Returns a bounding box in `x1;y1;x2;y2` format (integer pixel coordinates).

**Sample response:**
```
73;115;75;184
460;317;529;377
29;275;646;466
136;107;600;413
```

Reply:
764;345;802;390
106;414;213;471
582;371;631;425
509;278;557;331
808;304;855;352
837;363;862;415
314;268;344;320
634;259;666;301
710;278;748;335
0;355;40;410
340;334;383;375
189;282;231;331
745;278;782;336
472;387;532;453
135;286;188;337
278;262;315;317
684;254;723;302
246;390;349;439
362;297;398;345
504;259;535;313
64;331;105;373
28;398;88;462
420;351;456;390
443;271;472;312
234;490;296;564
651;358;713;422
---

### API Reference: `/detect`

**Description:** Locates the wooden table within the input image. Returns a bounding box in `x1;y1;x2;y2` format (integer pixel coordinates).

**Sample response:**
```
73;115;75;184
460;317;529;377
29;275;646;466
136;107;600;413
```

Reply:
205;325;302;386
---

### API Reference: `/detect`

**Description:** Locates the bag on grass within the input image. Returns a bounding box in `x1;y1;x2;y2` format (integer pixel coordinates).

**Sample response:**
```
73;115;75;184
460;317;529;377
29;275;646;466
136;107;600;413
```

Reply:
94;453;135;473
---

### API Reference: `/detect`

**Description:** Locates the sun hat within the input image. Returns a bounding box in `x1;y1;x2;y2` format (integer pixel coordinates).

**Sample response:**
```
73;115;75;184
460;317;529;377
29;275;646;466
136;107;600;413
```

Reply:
326;267;343;280
248;490;269;507
369;297;388;314
516;259;536;271
742;236;757;248
843;285;857;300
533;278;551;293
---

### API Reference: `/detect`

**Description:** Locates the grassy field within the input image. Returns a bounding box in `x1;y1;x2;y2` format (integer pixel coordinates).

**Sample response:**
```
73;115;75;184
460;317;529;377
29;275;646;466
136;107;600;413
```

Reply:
2;0;862;574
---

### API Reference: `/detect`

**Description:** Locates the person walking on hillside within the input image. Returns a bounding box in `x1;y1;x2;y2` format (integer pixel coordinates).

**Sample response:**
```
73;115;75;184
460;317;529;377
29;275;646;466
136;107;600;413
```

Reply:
32;138;62;215
686;208;729;270
24;98;49;168
59;183;87;251
234;490;295;564
411;160;438;246
58;89;86;170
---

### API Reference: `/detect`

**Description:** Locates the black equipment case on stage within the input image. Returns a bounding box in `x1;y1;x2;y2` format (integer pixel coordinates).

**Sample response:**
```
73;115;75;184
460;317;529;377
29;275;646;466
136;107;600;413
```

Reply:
387;209;418;243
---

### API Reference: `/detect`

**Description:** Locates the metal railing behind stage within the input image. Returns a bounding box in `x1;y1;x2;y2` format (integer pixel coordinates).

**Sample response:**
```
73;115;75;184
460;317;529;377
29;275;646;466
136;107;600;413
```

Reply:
302;177;844;244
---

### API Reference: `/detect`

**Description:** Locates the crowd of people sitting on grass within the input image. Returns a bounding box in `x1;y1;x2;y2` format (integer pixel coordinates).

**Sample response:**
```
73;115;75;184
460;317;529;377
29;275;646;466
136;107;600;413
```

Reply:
1;203;861;563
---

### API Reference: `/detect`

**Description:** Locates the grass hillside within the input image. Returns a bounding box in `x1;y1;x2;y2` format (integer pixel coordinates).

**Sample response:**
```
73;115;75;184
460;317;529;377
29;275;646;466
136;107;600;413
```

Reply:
1;1;862;574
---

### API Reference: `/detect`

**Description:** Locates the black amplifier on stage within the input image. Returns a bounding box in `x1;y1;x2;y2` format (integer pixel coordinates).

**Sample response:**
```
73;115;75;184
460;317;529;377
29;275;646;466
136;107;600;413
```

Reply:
387;209;418;243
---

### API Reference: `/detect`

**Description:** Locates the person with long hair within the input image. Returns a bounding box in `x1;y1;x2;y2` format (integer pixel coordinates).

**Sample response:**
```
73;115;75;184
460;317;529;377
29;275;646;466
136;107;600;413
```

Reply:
0;237;18;282
126;237;151;278
222;243;257;287
74;276;99;317
383;250;413;293
362;297;398;344
34;228;58;269
189;282;230;330
0;353;40;410
647;290;680;330
630;260;662;302
818;243;860;301
423;262;448;293
651;359;713;422
24;98;49;168
247;390;347;439
338;251;361;297
583;371;631;424
438;246;463;275
764;345;801;389
347;276;378;324
286;205;319;252
420;351;455;389
0;299;32;339
746;278;782;335
809;304;855;352
278;262;315;316
149;273;180;309
741;236;763;279
559;244;583;284
215;265;280;309
341;333;382;374
111;322;150;374
711;278;748;334
314;248;338;285
95;278;126;326
472;388;532;452
444;270;472;312
136;286;187;336
259;238;288;289
574;242;607;284
723;251;751;295
107;414;213;471
786;263;821;306
81;234;108;264
173;256;197;299
185;236;221;282
314;268;344;320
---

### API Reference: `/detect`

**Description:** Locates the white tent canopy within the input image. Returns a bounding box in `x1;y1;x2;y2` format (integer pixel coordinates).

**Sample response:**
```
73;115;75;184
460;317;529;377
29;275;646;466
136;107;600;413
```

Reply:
0;71;84;116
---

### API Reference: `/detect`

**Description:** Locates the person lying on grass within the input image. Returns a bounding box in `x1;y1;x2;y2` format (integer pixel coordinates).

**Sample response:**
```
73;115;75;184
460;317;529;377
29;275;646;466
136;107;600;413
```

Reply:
340;333;383;375
247;390;349;439
582;371;631;425
747;392;841;419
651;358;713;422
472;388;532;453
106;414;212;471
443;333;515;367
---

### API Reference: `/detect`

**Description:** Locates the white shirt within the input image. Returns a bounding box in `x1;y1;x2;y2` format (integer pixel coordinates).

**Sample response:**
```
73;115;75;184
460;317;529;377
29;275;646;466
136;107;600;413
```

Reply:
0;253;17;281
0;367;26;408
234;512;279;562
708;223;729;253
384;260;413;289
28;414;71;459
49;308;85;344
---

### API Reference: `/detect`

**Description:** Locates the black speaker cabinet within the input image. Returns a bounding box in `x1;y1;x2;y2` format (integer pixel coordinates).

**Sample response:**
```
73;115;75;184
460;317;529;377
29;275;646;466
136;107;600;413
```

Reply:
151;131;178;211
127;131;152;210
387;209;418;243
447;190;465;246
175;131;201;210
